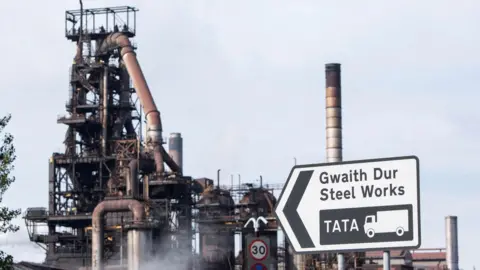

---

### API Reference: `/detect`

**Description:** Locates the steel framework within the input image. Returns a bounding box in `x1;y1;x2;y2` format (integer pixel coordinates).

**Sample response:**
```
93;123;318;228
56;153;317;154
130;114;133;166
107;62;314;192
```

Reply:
24;6;196;269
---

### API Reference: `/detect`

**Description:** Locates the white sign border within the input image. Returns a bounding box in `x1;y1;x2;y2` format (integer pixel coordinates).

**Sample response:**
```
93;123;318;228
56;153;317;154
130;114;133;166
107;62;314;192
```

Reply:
275;155;421;254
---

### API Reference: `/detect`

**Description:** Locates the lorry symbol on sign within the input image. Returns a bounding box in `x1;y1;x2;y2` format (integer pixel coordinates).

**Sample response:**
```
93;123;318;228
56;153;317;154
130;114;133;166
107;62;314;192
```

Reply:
363;209;410;238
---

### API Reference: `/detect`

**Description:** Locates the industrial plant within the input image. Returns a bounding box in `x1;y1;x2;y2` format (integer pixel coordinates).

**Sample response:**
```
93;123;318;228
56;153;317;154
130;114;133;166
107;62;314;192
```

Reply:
13;4;458;270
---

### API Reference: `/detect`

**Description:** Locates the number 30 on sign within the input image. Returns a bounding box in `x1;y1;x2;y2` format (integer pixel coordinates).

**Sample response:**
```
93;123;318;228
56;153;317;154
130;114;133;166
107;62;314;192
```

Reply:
249;239;268;261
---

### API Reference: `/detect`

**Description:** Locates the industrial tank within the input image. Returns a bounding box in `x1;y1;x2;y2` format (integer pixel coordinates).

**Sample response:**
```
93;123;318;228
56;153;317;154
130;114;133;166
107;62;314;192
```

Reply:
197;185;236;269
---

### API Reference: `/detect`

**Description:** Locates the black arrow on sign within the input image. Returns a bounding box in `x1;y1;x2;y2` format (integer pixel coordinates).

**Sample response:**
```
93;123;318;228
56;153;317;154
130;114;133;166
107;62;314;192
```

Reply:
283;170;315;248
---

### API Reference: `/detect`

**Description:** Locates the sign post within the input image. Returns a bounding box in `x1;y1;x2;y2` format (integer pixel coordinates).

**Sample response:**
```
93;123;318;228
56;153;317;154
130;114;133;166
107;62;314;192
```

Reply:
275;156;421;253
384;250;391;270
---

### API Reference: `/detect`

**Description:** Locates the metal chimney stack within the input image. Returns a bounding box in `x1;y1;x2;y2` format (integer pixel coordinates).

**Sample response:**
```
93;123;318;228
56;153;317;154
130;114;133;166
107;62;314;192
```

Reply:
168;132;183;171
326;63;345;270
325;63;342;163
446;216;459;270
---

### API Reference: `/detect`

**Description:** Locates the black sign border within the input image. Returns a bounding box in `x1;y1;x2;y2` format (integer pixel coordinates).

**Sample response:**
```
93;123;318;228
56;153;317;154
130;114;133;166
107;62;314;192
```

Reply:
274;155;421;254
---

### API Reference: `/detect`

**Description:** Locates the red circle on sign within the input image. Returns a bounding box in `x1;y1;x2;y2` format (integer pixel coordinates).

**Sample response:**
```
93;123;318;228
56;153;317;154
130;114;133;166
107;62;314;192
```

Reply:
250;263;267;270
248;239;268;261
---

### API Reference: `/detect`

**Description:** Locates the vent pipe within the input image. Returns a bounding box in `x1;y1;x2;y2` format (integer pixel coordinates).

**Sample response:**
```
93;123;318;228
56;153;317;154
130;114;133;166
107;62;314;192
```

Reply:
446;216;459;270
168;133;183;173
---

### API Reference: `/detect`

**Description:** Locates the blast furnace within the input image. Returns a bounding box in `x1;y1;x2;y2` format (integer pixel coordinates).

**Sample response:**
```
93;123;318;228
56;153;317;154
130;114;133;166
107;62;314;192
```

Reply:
24;5;197;270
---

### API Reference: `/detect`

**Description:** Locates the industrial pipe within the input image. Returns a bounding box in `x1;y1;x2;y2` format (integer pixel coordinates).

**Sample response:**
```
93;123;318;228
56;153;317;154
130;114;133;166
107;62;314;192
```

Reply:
128;229;151;270
126;160;138;197
92;199;146;270
160;146;181;173
446;216;459;270
102;66;108;156
168;133;183;172
97;33;179;174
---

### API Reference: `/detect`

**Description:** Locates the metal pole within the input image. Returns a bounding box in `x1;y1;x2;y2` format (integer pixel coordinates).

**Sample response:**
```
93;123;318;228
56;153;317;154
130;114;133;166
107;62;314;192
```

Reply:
383;251;391;270
120;216;124;266
325;63;344;270
337;254;345;270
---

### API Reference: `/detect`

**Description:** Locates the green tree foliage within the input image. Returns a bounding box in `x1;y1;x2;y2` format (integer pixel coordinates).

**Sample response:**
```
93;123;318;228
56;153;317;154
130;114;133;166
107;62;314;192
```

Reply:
0;114;21;268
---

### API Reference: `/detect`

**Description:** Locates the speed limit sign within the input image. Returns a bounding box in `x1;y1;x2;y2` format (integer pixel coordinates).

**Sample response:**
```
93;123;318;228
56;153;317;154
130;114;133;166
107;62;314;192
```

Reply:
249;239;268;261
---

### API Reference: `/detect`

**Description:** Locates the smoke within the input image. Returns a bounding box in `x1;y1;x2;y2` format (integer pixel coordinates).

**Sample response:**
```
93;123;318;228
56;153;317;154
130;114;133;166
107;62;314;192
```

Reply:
140;248;195;270
100;246;194;270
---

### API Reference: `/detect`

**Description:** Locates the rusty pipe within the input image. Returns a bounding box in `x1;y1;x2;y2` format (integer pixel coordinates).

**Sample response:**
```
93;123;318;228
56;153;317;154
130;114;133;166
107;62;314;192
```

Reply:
126;160;138;197
160;146;180;173
97;33;179;174
92;199;145;270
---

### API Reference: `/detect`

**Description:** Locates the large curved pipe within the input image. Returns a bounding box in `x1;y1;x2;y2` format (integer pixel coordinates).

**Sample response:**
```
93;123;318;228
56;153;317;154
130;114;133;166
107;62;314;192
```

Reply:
97;32;180;174
92;199;145;270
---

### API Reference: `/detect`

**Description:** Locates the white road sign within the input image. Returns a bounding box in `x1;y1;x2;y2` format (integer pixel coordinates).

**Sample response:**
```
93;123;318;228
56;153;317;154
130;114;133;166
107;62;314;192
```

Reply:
249;239;268;261
275;156;421;253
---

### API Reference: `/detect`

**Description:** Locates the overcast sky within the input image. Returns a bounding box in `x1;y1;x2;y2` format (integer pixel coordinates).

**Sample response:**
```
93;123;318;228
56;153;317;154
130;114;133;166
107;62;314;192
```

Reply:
1;0;479;268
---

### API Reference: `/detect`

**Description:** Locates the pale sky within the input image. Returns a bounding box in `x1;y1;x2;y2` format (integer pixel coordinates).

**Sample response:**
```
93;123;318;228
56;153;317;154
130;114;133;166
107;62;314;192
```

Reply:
1;0;479;268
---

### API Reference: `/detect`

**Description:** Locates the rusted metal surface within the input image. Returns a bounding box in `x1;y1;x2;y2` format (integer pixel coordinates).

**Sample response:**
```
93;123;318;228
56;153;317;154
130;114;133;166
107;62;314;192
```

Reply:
97;32;179;174
126;160;139;197
113;140;138;160
239;188;277;216
197;186;236;269
197;187;235;207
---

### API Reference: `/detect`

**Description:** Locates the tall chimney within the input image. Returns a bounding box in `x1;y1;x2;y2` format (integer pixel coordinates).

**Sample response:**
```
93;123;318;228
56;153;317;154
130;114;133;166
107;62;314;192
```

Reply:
326;63;345;270
446;216;459;270
168;132;183;172
325;63;342;163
